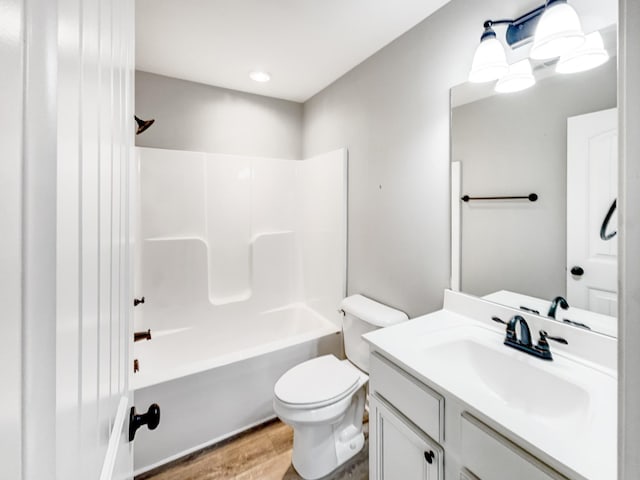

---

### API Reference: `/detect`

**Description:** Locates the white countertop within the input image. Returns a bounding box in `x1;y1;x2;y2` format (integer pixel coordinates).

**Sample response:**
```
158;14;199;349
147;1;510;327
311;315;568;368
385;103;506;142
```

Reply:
364;305;617;480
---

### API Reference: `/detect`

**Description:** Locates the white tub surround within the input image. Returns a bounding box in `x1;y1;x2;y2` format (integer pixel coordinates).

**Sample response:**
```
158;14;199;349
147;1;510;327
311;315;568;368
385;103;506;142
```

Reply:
133;147;347;473
364;290;616;480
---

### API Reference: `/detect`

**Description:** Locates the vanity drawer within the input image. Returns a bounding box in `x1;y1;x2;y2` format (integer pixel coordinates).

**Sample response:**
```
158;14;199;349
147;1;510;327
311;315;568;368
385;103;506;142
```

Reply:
370;352;443;442
460;412;569;480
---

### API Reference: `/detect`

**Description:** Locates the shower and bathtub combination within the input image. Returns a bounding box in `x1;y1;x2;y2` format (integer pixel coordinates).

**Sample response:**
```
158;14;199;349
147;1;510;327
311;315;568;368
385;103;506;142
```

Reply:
133;147;348;474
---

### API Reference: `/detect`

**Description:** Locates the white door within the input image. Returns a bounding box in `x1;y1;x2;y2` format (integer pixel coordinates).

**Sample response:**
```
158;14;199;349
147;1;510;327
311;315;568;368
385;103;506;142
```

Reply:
567;108;618;315
57;0;136;478
370;395;443;480
58;0;137;477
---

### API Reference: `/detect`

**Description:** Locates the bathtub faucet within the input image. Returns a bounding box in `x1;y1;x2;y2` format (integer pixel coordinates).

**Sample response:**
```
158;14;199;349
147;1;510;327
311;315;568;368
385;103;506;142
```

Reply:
134;329;152;342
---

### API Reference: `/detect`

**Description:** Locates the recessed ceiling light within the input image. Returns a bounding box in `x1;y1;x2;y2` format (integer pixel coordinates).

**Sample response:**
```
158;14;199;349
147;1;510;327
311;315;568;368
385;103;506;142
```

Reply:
249;71;271;82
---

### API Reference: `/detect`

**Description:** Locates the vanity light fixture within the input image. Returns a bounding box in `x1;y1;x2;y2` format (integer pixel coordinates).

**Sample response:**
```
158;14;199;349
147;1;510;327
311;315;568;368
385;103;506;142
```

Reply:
249;71;271;82
495;59;536;93
468;0;593;87
556;31;609;74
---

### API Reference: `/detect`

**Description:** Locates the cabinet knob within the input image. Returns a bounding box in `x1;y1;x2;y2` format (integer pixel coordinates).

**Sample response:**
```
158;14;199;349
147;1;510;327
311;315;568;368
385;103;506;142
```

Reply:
424;450;434;464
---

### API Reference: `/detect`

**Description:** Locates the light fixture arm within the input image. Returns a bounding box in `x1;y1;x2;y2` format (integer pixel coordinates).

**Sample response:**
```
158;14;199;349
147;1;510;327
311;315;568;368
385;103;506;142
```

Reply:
481;2;553;49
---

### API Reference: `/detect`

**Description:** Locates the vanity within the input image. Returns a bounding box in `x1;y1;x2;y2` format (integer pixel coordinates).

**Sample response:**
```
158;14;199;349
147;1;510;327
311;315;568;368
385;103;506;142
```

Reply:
364;290;617;480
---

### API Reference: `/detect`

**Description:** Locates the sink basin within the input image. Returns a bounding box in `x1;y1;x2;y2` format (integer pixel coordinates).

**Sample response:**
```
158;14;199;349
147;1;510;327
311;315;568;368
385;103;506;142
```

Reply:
424;336;590;422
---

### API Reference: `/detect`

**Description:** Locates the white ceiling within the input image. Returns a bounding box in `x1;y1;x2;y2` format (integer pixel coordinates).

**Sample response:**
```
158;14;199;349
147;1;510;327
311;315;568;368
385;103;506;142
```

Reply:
135;0;452;102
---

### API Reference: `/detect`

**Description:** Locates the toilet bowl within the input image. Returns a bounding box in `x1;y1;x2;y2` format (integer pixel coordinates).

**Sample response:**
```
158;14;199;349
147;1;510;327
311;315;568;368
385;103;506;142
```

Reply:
273;295;408;480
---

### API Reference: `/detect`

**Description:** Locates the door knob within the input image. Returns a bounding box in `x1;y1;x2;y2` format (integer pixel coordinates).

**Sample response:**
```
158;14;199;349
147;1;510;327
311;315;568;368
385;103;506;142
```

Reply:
570;266;584;276
129;403;160;441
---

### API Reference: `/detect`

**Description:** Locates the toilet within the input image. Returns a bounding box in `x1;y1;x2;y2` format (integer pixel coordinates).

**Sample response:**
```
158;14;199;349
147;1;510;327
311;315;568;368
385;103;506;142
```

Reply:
273;294;408;480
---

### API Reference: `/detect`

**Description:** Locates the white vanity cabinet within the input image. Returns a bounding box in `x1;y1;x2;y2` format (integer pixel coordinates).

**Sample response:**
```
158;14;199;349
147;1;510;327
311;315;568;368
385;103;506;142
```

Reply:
369;351;574;480
365;292;616;480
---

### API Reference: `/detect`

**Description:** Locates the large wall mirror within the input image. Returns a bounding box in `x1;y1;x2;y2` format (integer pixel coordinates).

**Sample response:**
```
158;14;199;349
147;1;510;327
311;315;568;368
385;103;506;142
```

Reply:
451;13;618;337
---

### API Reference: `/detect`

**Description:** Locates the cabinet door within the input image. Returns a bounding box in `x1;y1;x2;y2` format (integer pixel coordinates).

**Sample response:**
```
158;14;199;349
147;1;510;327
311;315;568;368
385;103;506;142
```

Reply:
370;395;443;480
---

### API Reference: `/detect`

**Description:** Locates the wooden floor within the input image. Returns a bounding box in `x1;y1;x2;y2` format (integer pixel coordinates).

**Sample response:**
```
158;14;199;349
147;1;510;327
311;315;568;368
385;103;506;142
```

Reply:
137;420;369;480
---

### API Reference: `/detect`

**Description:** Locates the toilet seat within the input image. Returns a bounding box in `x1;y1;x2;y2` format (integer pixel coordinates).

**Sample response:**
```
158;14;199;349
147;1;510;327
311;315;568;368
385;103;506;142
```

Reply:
274;355;361;409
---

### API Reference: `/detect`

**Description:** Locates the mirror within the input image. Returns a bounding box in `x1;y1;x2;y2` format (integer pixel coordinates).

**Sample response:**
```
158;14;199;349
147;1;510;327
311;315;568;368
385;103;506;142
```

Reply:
451;25;618;337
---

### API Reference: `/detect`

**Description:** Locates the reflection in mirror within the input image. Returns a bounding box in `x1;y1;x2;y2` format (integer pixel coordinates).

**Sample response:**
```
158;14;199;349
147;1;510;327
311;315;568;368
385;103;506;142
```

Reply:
451;26;617;337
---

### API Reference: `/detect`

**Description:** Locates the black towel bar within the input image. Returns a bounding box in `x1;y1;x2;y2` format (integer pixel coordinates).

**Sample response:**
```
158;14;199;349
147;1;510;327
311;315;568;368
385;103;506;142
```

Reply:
461;193;538;202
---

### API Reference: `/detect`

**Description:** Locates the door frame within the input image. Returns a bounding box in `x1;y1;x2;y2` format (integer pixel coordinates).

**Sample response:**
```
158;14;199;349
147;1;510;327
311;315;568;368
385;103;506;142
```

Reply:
21;0;58;478
618;0;640;478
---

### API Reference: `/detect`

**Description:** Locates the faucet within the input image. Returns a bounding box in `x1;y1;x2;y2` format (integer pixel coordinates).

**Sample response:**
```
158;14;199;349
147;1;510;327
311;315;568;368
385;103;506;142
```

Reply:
547;296;569;319
505;315;532;348
134;329;152;342
492;315;568;360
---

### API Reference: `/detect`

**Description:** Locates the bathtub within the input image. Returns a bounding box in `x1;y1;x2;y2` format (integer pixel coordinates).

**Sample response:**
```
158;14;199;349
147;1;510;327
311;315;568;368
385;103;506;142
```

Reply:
133;147;347;474
132;303;342;474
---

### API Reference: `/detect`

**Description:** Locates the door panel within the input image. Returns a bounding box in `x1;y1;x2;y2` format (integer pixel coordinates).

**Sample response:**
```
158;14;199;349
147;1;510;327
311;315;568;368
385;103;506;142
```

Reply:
57;0;135;478
567;108;618;315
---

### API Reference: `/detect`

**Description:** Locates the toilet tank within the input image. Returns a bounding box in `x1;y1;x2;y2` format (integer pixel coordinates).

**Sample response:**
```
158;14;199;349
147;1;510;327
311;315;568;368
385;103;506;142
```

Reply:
340;295;409;373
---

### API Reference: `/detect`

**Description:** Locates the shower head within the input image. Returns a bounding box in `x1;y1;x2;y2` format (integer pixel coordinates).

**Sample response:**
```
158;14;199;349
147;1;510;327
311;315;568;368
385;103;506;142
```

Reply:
135;115;155;135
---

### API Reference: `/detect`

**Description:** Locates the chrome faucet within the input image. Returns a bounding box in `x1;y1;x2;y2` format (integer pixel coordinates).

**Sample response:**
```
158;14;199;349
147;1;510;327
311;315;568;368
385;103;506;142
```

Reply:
547;296;569;319
492;315;568;361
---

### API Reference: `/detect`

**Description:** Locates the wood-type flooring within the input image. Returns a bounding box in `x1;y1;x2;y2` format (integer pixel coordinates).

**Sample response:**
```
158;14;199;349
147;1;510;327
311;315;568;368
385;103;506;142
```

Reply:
137;419;369;480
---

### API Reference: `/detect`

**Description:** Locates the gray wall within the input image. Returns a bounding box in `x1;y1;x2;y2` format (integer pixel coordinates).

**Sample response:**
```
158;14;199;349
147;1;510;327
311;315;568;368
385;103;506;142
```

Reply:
302;0;513;317
453;61;616;300
135;71;303;159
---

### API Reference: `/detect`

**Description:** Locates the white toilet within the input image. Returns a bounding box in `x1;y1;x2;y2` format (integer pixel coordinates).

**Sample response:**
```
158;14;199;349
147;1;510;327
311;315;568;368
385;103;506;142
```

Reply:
273;294;408;480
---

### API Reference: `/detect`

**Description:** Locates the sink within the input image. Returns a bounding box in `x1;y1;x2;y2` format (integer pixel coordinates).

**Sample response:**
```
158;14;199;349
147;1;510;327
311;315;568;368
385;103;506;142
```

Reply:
424;336;590;421
420;327;591;427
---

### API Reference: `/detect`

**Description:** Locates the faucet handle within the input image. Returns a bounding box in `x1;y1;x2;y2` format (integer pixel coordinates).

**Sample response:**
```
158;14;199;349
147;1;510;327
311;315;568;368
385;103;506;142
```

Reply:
537;330;568;348
491;316;507;325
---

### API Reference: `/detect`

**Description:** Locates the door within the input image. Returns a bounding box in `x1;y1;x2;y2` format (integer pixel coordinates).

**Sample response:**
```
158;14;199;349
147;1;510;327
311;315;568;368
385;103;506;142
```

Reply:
370;395;443;480
56;0;136;478
567;108;618;315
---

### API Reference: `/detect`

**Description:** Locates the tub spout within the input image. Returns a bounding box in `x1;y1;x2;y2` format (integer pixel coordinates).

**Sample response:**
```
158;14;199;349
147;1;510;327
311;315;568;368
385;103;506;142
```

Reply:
134;329;152;342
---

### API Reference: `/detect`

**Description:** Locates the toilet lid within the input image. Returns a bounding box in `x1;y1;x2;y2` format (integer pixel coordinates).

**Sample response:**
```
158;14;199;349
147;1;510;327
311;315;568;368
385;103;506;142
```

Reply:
274;355;360;407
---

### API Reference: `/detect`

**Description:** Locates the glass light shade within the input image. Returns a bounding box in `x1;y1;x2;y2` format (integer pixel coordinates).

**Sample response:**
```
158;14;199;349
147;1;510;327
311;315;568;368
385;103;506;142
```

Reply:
530;1;585;60
495;59;536;93
468;35;508;83
556;31;609;74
